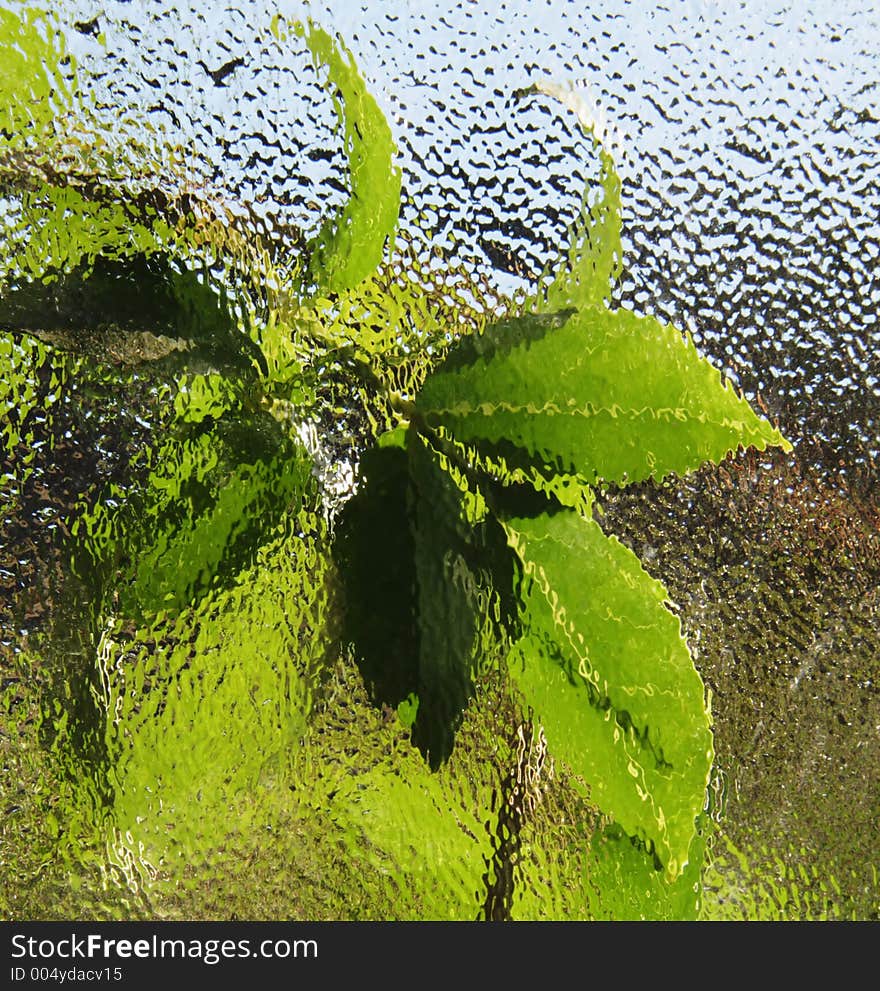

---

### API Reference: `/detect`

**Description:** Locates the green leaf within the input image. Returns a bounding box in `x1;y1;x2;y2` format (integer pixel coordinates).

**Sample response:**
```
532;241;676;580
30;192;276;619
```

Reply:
0;7;76;146
0;254;265;377
334;426;520;766
503;509;713;877
84;515;330;880
320;737;494;920
518;81;623;311
582;818;709;919
72;400;313;622
130;452;309;618
417;306;791;487
285;19;401;293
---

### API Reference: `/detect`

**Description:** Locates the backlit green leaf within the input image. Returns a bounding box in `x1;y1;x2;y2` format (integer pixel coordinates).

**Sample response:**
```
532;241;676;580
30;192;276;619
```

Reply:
280;19;401;293
581;818;708;919
417;306;790;487
323;745;494;920
503;509;713;877
520;81;623;311
91;514;331;883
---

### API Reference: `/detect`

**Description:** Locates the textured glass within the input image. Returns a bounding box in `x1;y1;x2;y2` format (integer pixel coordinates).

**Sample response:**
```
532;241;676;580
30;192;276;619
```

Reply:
1;0;877;922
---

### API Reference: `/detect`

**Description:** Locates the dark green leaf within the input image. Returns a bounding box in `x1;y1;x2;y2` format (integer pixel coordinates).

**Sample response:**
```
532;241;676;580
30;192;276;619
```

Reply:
0;254;265;377
333;430;420;709
335;426;520;762
407;430;483;766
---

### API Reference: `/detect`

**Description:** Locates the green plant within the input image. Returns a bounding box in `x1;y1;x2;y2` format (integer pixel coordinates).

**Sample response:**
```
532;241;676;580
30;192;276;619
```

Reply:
1;7;790;918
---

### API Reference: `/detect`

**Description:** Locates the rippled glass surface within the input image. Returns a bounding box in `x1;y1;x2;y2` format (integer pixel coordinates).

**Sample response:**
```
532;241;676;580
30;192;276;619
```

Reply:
1;1;877;921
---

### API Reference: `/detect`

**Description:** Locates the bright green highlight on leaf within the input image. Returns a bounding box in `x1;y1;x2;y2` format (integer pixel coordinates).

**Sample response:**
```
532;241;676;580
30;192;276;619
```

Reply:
504;509;713;876
397;693;419;729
